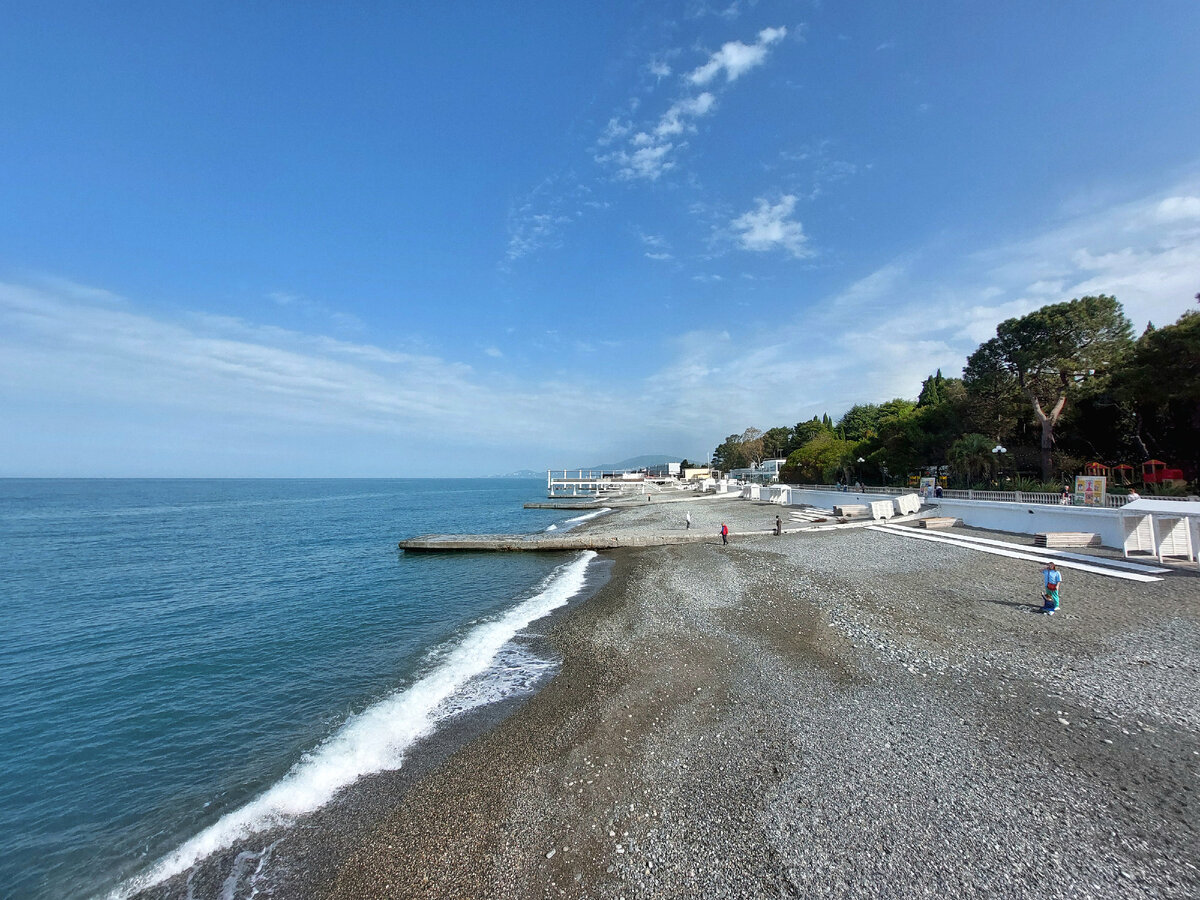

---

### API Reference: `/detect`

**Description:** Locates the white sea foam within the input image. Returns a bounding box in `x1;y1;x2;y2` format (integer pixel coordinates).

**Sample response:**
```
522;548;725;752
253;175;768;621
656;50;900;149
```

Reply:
108;550;597;899
560;507;612;530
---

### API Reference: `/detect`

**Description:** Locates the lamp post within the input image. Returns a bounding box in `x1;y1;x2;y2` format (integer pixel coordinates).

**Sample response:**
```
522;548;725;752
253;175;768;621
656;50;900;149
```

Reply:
992;444;1007;485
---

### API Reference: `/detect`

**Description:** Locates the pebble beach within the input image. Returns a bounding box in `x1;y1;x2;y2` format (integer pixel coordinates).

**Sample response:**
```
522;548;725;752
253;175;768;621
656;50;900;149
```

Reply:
140;494;1199;899
318;495;1199;899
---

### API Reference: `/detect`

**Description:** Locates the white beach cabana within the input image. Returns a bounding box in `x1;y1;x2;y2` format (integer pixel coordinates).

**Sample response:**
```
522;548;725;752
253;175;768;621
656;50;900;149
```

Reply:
1119;498;1200;567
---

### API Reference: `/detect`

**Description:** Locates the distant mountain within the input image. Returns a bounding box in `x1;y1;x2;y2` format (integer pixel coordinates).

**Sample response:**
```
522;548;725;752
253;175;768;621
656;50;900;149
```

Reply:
580;454;684;471
488;469;542;478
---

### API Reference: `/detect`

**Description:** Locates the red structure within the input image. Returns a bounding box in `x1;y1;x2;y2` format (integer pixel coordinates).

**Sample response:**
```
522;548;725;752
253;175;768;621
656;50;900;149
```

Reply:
1112;464;1134;485
1084;462;1110;478
1142;459;1185;487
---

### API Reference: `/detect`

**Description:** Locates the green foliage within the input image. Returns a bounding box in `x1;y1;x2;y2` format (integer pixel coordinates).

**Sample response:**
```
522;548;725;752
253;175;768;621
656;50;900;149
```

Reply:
917;369;946;407
966;295;1134;481
761;426;791;460
1113;310;1200;480
837;404;882;442
711;433;750;471
781;432;857;484
963;339;1027;440
788;417;832;454
948;433;996;486
710;295;1195;490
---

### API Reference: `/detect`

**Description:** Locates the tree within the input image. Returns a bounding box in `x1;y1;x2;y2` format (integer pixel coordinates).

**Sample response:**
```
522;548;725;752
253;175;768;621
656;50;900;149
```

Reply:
761;426;792;460
837;404;882;442
712;434;750;471
1112;309;1200;481
965;295;1133;481
948;433;997;486
781;432;857;484
917;369;946;407
739;427;765;466
712;427;768;471
787;417;831;454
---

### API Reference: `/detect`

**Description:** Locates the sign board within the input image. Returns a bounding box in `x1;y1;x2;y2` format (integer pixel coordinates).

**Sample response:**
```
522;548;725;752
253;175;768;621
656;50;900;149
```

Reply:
919;477;937;497
1074;475;1107;507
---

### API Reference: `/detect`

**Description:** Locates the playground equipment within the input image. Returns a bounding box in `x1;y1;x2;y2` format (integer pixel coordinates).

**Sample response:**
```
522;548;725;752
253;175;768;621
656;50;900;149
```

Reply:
1082;460;1183;490
1142;459;1185;489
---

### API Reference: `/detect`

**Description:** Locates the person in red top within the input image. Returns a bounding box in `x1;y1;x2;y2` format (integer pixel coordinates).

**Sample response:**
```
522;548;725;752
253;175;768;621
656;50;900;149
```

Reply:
720;523;729;545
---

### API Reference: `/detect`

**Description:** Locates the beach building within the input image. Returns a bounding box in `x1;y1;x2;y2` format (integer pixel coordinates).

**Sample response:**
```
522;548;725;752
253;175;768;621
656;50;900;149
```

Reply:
729;458;788;485
644;462;681;479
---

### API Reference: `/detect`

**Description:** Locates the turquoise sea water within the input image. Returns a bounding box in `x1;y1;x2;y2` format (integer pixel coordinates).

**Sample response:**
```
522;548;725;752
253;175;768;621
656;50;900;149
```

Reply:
0;478;592;899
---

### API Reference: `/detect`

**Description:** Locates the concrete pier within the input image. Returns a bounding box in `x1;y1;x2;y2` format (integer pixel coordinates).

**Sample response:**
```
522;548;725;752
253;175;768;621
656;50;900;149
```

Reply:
522;500;608;510
398;531;767;552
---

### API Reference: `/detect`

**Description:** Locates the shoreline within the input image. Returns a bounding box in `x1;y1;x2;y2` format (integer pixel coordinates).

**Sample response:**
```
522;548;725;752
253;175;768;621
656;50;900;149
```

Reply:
131;549;617;900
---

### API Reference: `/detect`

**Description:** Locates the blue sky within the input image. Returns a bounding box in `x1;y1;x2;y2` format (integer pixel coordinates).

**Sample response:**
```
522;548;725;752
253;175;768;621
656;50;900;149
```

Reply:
2;1;1198;476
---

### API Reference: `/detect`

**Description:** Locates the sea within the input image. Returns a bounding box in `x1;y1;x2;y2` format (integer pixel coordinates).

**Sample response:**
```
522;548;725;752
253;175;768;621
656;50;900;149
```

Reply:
0;478;608;899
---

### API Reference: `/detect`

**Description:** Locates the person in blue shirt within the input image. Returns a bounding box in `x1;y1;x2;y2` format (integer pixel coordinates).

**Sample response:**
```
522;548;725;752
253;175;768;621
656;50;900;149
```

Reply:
1041;563;1062;614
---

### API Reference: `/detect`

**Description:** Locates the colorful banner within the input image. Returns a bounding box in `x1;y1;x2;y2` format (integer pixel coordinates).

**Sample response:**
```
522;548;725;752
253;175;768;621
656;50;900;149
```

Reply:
1074;475;1107;507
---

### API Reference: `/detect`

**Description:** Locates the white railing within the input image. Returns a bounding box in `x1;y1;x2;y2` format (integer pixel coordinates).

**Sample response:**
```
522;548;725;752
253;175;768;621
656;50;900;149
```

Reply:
784;483;1182;509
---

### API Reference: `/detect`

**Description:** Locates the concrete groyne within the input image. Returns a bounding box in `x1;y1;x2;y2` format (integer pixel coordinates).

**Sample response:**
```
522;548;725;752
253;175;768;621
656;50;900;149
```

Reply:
398;532;741;552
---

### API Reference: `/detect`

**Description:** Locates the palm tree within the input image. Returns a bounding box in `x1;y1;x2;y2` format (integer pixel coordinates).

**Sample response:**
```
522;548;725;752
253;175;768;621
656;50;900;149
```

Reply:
949;433;996;487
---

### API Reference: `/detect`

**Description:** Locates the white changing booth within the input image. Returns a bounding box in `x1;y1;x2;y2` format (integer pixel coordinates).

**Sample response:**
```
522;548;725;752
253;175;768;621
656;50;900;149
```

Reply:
1119;499;1200;567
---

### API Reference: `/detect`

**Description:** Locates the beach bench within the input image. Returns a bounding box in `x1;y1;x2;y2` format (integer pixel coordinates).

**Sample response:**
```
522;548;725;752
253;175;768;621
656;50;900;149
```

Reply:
1034;532;1102;548
918;517;959;529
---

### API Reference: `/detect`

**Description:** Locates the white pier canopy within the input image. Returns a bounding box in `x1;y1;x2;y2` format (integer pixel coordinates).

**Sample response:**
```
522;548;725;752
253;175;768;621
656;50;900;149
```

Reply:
1119;498;1200;567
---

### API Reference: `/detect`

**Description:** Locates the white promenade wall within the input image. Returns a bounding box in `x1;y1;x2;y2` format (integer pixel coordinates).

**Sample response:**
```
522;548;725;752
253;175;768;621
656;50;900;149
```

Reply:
782;488;1124;547
933;498;1123;547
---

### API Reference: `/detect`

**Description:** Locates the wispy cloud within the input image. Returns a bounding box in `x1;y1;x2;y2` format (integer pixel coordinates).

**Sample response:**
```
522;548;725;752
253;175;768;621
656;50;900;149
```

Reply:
505;173;589;262
653;92;717;138
639;178;1200;440
638;231;674;261
730;194;811;257
689;26;787;85
595;25;788;182
1156;195;1200;221
8;179;1194;474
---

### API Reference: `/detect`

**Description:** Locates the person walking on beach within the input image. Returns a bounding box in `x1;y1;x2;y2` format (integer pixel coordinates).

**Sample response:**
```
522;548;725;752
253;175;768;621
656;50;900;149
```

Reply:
774;515;782;536
720;523;729;545
1040;563;1062;615
685;510;692;530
